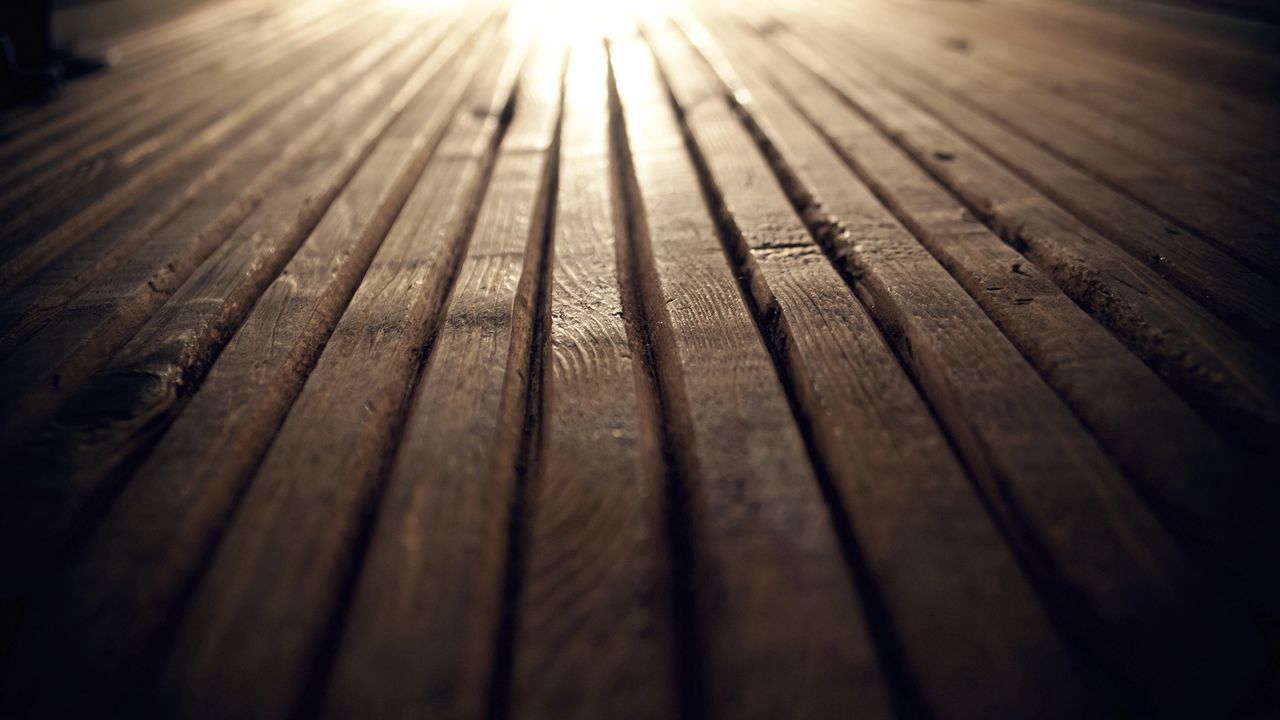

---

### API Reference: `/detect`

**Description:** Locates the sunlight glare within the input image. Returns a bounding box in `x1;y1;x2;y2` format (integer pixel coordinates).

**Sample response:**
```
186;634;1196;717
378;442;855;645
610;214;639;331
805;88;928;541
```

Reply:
511;0;659;50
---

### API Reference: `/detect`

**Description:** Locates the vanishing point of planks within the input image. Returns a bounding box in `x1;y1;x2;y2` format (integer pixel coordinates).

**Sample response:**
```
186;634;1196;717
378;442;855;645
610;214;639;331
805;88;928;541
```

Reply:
1;0;1278;718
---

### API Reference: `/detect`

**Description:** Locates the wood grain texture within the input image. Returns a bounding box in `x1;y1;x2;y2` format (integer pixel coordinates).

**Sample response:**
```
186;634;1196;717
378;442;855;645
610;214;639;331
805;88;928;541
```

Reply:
510;40;678;720
0;0;349;163
749;20;1280;459
938;31;1280;180
684;8;1275;717
136;30;518;720
0;25;500;720
646;17;1102;720
1;0;1277;717
0;3;390;295
709;9;1280;627
609;30;893;720
817;9;1280;289
0;12;413;357
808;12;1280;338
0;19;488;618
860;0;1280;142
825;0;1280;219
0;13;466;446
718;9;1274;718
0;0;301;143
0;0;341;181
0;0;361;197
319;38;559;720
956;0;1280;102
141;71;514;720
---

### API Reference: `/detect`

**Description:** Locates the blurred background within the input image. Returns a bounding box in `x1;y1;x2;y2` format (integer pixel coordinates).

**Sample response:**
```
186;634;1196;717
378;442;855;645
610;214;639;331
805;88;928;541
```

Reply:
4;0;1277;108
2;0;1280;99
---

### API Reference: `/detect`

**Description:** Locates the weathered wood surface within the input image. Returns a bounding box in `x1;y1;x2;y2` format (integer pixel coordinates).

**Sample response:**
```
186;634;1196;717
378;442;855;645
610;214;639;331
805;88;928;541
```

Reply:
510;38;678;720
1;0;1277;718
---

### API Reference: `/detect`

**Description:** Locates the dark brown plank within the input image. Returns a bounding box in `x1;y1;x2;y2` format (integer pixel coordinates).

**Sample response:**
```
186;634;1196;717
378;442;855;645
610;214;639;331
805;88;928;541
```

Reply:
0;12;463;442
702;6;1280;626
0;2;389;295
855;0;1280;139
320;40;561;720
0;12;412;356
510;39;678;720
0;10;493;662
963;0;1280;101
850;33;1280;337
752;16;1280;457
0;0;293;141
137;36;520;720
1;2;1276;718
647;16;1105;720
0;23;501;720
820;12;1280;287
609;29;893;720
938;35;1280;182
0;0;345;161
0;0;354;185
701;6;1273;717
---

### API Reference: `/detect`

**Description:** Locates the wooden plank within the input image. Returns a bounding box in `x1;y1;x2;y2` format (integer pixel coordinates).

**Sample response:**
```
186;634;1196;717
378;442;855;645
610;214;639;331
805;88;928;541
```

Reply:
319;40;562;720
0;11;409;355
135;34;520;720
904;14;1280;190
1;0;343;136
868;0;1280;125
848;0;1280;159
0;2;384;292
709;8;1272;717
88;0;284;55
645;16;1106;720
0;6;359;231
62;0;287;67
0;0;347;174
0;5;354;211
943;40;1280;183
509;40;678;720
990;0;1280;51
0;1;1276;717
608;30;893;720
701;6;1280;624
0;25;503;720
819;14;1280;285
0;10;493;656
818;21;1280;339
975;0;1280;101
921;39;1280;207
0;0;292;140
0;12;456;443
751;18;1280;458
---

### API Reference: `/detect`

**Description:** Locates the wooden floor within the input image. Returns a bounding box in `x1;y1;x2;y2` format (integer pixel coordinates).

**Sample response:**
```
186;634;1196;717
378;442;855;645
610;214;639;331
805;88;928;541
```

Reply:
1;0;1279;717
